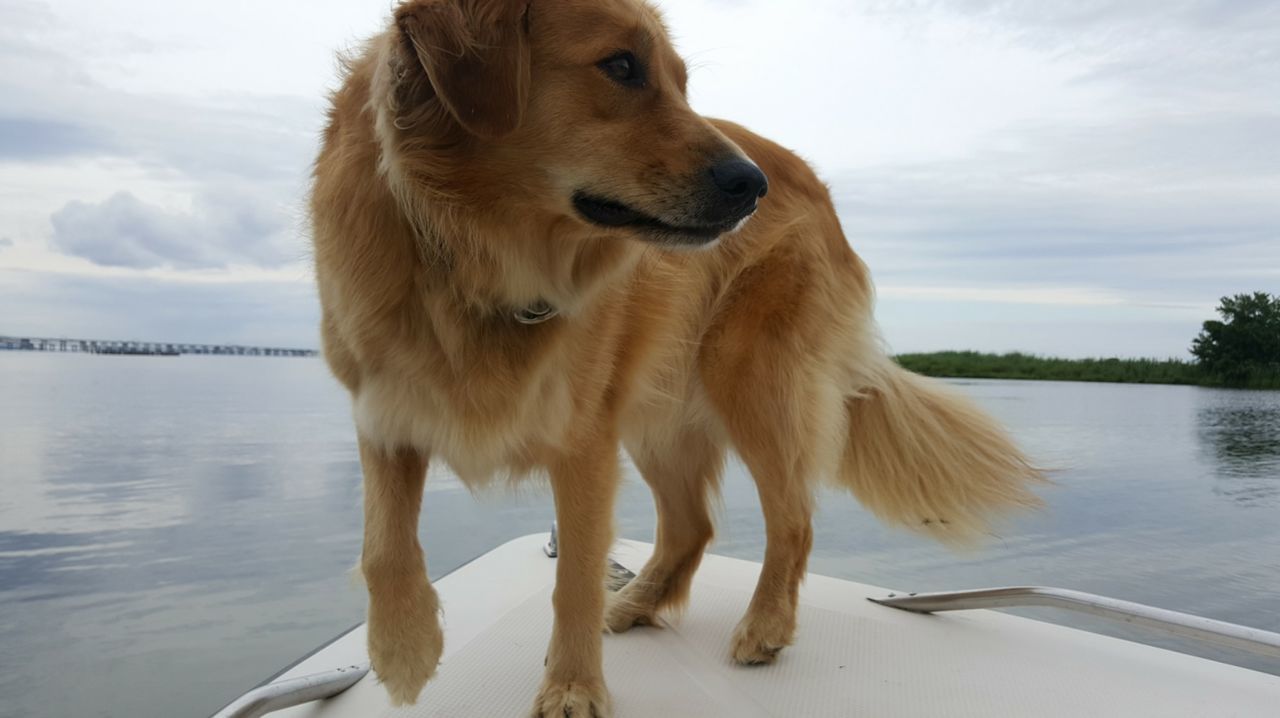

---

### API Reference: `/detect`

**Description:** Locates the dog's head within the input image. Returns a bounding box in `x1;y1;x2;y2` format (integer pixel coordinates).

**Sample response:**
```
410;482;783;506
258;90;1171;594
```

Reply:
384;0;767;248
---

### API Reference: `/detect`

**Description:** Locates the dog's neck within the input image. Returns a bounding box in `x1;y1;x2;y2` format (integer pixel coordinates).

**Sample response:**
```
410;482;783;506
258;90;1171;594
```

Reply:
402;197;644;321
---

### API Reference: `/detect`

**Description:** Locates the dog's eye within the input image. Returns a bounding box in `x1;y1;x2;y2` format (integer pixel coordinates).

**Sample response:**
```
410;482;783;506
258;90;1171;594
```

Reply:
597;52;644;87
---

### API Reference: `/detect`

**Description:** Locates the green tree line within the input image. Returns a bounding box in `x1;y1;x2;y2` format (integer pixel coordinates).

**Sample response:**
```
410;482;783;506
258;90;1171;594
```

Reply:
896;292;1280;390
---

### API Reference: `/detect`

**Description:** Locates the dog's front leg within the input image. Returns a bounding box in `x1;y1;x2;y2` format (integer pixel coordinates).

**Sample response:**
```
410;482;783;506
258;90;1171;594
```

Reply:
358;438;442;706
533;438;620;718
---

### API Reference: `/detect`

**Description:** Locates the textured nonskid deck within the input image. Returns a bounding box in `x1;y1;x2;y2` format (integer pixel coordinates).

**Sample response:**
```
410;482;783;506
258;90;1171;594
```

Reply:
267;534;1279;717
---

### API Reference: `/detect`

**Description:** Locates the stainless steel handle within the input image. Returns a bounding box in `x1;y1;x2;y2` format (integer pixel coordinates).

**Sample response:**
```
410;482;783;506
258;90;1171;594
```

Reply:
870;586;1280;659
544;521;558;558
212;663;369;718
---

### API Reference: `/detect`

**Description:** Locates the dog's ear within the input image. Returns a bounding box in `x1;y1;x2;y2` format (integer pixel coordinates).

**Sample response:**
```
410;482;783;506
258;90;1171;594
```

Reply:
394;0;531;139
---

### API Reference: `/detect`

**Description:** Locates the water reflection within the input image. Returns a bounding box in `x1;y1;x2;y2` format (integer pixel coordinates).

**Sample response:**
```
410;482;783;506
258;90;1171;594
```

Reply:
1197;390;1280;506
1;358;1278;718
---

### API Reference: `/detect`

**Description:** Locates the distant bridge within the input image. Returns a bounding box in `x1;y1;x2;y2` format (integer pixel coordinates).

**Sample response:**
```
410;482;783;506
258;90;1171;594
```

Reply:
0;335;318;357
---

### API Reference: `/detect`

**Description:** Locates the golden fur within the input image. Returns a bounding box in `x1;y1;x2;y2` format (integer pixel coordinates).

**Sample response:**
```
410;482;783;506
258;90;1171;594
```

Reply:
310;1;1043;714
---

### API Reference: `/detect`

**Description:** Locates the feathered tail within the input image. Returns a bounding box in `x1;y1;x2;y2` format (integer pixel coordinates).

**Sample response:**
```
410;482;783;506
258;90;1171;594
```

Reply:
836;360;1045;545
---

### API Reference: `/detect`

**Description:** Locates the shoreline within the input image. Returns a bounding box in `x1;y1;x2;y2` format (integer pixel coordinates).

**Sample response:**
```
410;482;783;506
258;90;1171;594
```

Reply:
895;351;1279;390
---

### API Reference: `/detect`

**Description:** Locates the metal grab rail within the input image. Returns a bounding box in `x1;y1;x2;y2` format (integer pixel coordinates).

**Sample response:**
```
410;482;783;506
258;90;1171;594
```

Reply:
869;586;1280;660
212;663;370;718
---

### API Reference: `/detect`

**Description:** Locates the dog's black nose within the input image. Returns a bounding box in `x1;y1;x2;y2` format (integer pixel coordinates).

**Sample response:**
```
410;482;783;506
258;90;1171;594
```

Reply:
709;158;768;202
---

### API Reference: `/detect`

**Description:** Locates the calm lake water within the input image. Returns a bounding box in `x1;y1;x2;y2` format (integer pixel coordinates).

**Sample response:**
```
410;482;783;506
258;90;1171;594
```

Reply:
1;352;1278;718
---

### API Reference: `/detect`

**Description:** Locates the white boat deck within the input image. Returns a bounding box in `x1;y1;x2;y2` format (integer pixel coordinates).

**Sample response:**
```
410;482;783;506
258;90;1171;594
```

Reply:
268;534;1280;717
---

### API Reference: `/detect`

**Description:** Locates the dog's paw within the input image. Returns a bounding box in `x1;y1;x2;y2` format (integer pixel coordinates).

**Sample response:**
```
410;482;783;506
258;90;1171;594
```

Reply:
531;677;612;718
369;617;443;705
368;586;444;706
604;588;659;633
730;610;794;666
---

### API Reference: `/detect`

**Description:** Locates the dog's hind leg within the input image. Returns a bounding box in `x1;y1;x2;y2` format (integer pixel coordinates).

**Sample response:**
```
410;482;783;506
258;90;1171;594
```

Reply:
608;428;726;631
704;381;823;665
697;246;853;665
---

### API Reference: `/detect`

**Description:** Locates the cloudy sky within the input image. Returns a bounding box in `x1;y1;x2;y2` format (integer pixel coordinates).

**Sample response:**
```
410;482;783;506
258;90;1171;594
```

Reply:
1;0;1276;357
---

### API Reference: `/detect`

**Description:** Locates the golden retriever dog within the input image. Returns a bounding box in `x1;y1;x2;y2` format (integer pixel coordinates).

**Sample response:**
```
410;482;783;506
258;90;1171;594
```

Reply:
310;0;1042;714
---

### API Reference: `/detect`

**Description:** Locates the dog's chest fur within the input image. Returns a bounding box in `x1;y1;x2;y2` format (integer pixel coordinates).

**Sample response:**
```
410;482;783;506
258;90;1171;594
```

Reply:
349;314;583;484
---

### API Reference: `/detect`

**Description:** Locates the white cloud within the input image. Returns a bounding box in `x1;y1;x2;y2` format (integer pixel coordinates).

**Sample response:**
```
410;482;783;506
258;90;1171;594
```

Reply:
878;284;1130;307
661;0;1118;172
0;0;1275;355
49;191;297;270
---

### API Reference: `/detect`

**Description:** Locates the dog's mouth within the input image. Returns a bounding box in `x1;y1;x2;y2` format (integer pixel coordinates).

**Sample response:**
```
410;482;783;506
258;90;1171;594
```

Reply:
572;192;748;245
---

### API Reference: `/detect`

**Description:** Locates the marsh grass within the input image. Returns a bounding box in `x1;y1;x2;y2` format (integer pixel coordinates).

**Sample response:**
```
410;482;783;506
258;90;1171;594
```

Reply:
895;351;1280;389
